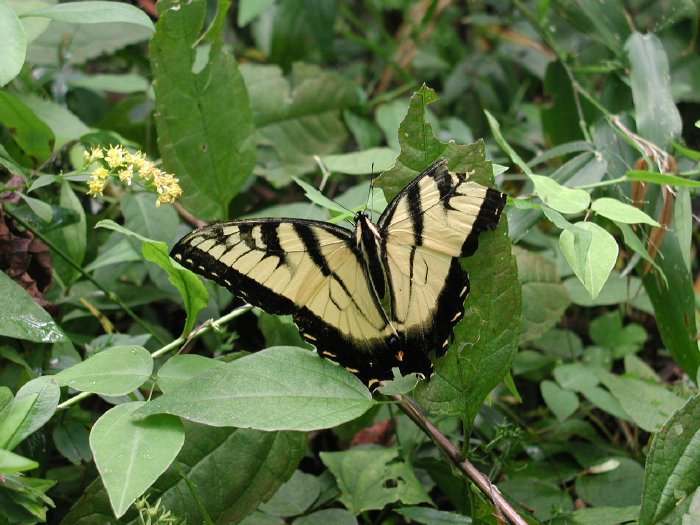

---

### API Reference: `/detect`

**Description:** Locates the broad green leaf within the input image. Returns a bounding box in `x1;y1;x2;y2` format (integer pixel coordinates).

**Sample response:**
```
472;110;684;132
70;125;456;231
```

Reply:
555;0;629;53
626;32;681;148
375;86;447;199
579;384;630;420
96;220;209;336
639;393;700;525
0;271;66;343
600;373;686;432
0;376;60;450
682;491;700;525
69;73;149;94
62;423;306;524
553;363;600;392
83;238;141;273
27;20;152;66
260;470;321;517
22;1;155;32
292;509;357;525
569;505;639;525
626;170;700;188
541;206;592;274
0;448;39;473
575;457;643;507
238;0;276;26
0;91;54;160
156;355;225;393
241;62;357;186
590;311;646;358
541;61;589;146
529;174;590;214
322;148;398;175
541;380;579;421
17;93;90;149
396;507;472;524
642;229;699;380
0;0;26;86
321;448;431;515
499;476;573;521
45;181;86;286
121;189;179;252
375;99;408;152
136;346;374;431
17;193;52;221
90;402;184;518
564;272;652;313
151;0;256;219
55;346;153;396
515;248;570;344
591;197;660;226
53;419;92;465
560;222;618;300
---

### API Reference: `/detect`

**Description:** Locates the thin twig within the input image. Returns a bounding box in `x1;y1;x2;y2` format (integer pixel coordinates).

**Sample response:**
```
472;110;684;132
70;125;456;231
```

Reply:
394;395;529;525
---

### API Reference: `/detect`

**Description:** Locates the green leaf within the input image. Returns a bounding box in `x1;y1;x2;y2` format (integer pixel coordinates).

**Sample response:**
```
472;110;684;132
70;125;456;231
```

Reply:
0;0;26;86
136;346;375;431
45;181;87;286
590;311;647;358
322;148;399;175
515;248;570;344
564;272;652;313
237;0;276;26
625;32;681;148
17;93;90;149
484;109;532;175
553;363;600;392
639;393;700;525
22;1;155;32
17;194;52;222
642;229;700;380
155;355;225;393
499;476;573;521
90;402;184;518
579;384;630;420
53;419;92;465
241;63;357;185
0;90;54;161
626;170;700;188
96;220;209;336
292;509;357;525
0;271;66;343
600;373;686;432
0;448;39;473
321;448;431;515
568;506;639;525
374;86;447;199
529;174;591;214
395;507;473;524
151;0;256;219
259;470;321;517
559;222;618;300
591;197;660;226
616;223;665;280
55;346;153;396
292;176;347;214
575;457;643;507
0;376;59;450
541;380;579;421
63;424;306;524
68;73;149;94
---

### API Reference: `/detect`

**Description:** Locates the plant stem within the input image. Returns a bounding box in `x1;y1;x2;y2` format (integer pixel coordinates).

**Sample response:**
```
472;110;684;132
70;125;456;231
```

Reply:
56;305;253;410
395;395;529;525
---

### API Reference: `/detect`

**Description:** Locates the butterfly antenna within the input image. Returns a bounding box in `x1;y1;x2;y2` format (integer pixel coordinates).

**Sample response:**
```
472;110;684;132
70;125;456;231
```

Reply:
367;163;376;221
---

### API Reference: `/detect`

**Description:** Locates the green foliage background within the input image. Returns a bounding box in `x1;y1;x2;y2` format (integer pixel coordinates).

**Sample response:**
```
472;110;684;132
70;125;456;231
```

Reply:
0;1;699;524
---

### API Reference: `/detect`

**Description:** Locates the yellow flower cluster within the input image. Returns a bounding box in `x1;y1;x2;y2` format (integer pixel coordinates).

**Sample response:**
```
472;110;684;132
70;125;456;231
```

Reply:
83;145;183;206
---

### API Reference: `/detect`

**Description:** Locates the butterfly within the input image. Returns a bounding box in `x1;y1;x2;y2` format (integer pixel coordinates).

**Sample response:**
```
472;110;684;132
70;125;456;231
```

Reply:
171;159;506;389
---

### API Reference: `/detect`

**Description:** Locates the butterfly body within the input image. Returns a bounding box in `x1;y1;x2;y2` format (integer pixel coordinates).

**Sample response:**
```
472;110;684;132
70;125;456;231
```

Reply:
171;160;506;388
